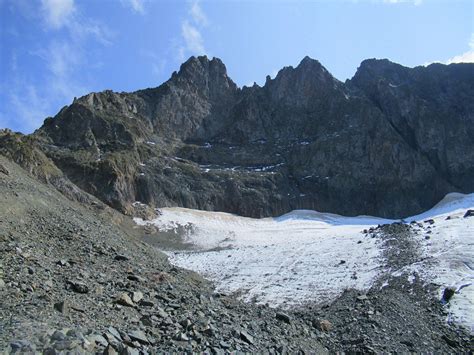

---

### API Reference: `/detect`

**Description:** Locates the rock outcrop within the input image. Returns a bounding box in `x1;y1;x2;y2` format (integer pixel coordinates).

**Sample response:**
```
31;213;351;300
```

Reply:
33;56;474;218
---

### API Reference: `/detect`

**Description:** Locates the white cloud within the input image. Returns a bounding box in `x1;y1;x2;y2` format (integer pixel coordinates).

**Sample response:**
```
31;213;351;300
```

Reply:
177;1;209;61
189;0;207;26
3;85;50;132
445;51;474;65
424;34;474;66
122;0;145;14
41;0;75;29
181;21;206;55
2;0;111;132
382;0;422;5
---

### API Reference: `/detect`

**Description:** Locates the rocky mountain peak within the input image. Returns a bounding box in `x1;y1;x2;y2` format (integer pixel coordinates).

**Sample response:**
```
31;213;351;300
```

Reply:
172;55;237;92
263;56;340;106
351;58;410;86
32;56;474;220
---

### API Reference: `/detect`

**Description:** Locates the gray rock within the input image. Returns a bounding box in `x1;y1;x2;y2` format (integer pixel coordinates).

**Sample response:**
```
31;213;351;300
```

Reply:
50;330;67;341
128;330;149;344
114;254;129;261
131;291;143;303
240;331;254;345
463;210;474;218
68;281;89;294
104;344;119;355
116;293;135;307
276;312;291;324
54;300;69;314
108;327;123;341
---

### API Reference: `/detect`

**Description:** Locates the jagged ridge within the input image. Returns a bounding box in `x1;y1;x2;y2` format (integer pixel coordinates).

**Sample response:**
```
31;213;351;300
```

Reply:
33;56;474;218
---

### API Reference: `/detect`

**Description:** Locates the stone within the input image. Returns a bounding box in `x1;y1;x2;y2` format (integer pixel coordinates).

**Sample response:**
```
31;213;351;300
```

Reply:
128;330;149;345
219;341;231;349
103;344;118;355
140;316;153;327
139;299;154;307
131;291;143;303
174;333;189;341
0;163;9;175
68;281;89;294
54;300;69;314
107;327;122;341
276;312;291;324
0;279;5;289
10;340;34;352
127;274;145;282
88;334;108;347
240;331;254;345
122;346;140;355
51;330;67;341
357;295;368;301
116;293;135;307
114;254;129;261
441;287;456;303
463;210;474;218
319;320;333;332
156;307;168;318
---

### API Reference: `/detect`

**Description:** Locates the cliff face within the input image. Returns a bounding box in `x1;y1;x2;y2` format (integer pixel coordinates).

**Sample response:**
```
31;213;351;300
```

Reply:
34;56;474;218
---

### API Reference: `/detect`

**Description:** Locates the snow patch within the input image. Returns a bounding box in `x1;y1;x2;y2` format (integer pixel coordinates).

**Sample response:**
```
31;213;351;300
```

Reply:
138;208;391;307
136;193;474;331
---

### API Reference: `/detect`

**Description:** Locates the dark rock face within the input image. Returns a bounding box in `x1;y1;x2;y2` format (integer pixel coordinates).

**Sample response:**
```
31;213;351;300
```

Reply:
34;56;474;218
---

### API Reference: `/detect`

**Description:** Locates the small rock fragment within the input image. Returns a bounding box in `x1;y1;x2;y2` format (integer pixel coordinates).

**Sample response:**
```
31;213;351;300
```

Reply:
103;344;118;355
54;300;69;314
68;281;89;294
441;287;456;303
240;331;254;344
128;330;149;344
319;319;333;332
116;293;135;307
114;254;129;261
463;210;474;218
276;312;291;324
131;291;143;303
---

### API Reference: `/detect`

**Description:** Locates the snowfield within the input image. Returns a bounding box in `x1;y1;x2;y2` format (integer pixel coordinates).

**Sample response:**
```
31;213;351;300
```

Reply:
134;193;474;332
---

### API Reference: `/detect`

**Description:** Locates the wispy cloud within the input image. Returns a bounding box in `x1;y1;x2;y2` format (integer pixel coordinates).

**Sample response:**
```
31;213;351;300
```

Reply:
382;0;423;5
41;0;75;29
1;0;112;132
121;0;145;14
189;0;208;26
424;34;474;66
181;21;206;57
177;0;208;61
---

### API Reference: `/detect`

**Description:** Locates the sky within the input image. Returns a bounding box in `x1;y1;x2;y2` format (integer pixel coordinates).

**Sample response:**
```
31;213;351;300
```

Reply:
0;0;473;133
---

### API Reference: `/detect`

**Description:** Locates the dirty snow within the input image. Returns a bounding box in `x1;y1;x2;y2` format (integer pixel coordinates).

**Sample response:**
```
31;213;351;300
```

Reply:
135;209;392;307
135;193;474;331
404;193;474;332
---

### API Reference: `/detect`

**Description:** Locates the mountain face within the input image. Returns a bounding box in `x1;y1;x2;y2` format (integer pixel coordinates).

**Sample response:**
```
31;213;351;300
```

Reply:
34;56;474;218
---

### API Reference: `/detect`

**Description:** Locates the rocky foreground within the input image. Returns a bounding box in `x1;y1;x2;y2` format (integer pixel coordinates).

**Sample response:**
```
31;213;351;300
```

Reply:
0;155;326;353
1;153;473;353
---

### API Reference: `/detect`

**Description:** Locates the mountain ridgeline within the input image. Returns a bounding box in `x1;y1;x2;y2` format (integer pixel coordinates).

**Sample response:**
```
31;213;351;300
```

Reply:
34;56;474;218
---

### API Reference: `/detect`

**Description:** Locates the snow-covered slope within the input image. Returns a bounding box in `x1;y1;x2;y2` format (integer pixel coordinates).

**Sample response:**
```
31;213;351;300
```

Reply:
134;193;474;331
402;193;474;331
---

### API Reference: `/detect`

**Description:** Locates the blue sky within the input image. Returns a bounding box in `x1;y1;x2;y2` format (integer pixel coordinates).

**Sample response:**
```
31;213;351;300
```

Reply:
1;0;473;133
